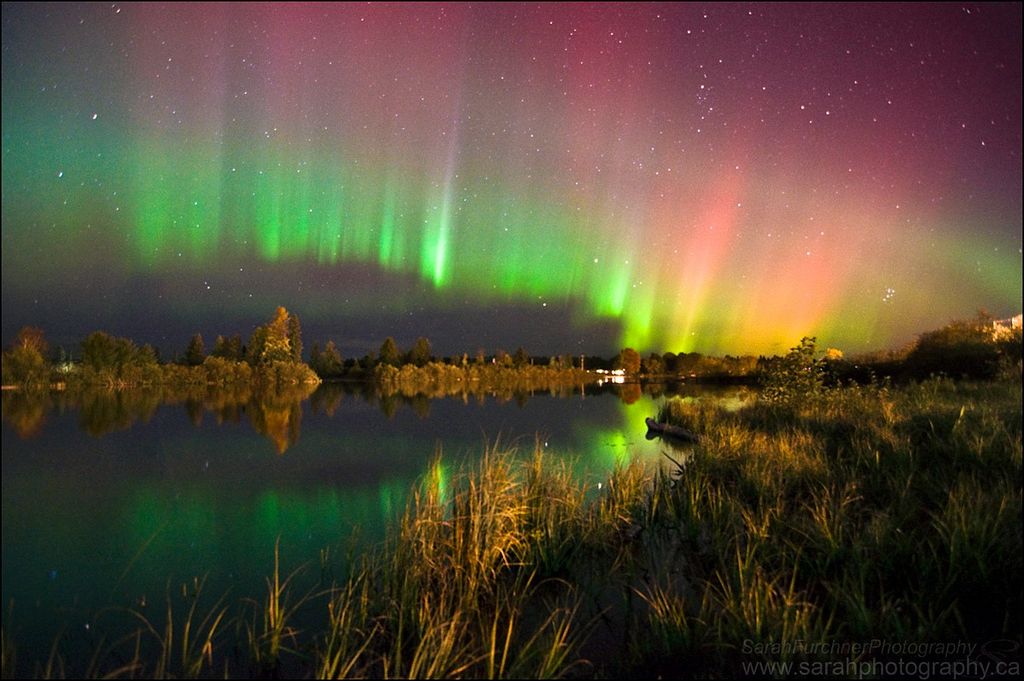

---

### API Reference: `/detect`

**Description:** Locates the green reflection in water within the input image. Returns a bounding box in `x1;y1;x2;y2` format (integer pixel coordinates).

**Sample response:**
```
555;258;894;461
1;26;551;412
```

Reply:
2;381;756;470
2;377;760;665
378;478;409;519
117;481;407;601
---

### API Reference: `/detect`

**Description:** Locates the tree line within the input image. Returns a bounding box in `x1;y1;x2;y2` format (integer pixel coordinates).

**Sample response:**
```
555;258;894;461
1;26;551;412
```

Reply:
3;310;1020;388
307;336;549;380
1;306;318;388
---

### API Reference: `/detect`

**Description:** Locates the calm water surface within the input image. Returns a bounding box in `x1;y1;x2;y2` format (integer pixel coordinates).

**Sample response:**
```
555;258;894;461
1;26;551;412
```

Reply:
1;381;750;655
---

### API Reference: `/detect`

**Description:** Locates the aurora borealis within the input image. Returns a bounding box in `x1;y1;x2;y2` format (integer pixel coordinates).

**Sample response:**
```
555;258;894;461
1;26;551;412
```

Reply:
2;2;1021;357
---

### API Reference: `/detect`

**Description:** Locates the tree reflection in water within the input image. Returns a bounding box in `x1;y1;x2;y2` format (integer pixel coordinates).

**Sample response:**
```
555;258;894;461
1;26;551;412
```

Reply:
247;383;316;454
1;383;316;453
2;380;750;452
1;388;50;438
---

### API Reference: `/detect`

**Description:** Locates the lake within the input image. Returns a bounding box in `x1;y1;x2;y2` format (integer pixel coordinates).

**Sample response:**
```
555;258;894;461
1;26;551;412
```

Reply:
1;380;752;663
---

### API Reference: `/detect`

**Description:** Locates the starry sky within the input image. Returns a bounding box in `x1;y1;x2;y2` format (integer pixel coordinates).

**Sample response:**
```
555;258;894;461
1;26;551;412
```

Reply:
2;2;1021;358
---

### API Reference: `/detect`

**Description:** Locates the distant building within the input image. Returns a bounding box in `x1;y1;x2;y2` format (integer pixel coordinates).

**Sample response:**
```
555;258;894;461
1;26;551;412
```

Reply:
55;361;78;375
992;313;1023;340
594;368;626;385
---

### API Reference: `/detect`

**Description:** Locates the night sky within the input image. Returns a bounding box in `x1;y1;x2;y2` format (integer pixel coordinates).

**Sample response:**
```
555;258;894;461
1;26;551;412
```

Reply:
2;2;1021;359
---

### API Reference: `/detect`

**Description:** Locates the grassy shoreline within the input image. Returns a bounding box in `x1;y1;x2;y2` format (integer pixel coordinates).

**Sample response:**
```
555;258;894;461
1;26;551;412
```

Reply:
3;376;1021;678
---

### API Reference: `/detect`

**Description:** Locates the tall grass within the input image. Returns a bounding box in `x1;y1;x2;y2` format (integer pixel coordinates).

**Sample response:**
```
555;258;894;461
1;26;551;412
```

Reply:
3;376;1020;678
644;376;1021;675
336;445;616;678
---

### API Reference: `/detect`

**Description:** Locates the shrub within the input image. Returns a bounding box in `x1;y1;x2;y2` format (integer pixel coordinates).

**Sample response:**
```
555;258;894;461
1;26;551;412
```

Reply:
1;345;49;387
202;355;253;385
905;318;1001;379
759;337;825;406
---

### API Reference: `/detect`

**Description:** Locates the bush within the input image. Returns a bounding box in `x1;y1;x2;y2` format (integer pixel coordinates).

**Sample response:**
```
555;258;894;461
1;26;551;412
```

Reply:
759;337;825;406
1;345;49;387
254;360;321;386
202;356;253;385
905;318;1001;379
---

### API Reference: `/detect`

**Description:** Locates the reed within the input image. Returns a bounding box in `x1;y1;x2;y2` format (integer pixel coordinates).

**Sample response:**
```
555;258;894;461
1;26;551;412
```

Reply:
638;376;1021;675
4;376;1020;678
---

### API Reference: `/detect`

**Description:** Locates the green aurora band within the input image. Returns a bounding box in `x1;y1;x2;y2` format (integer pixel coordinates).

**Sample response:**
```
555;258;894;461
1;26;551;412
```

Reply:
2;3;1020;355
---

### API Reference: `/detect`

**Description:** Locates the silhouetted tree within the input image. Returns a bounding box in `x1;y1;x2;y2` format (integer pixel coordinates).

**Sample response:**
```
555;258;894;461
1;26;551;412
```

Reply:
2;326;49;386
513;347;530;368
677;352;704;375
379;337;401;366
614;347;641;375
211;334;243;360
246;327;268;366
642;352;665;375
81;332;121;369
80;332;153;371
662;351;678;374
309;342;321;372
287;313;303;362
311;340;344;377
186;334;205;366
409;337;432;367
323;341;343;374
906;315;1001;379
225;334;242;361
140;344;159;365
211;335;229;359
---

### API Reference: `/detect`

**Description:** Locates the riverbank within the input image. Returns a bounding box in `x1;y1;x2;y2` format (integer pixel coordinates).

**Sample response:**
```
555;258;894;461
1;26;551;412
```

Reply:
372;361;596;399
2;375;1020;677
